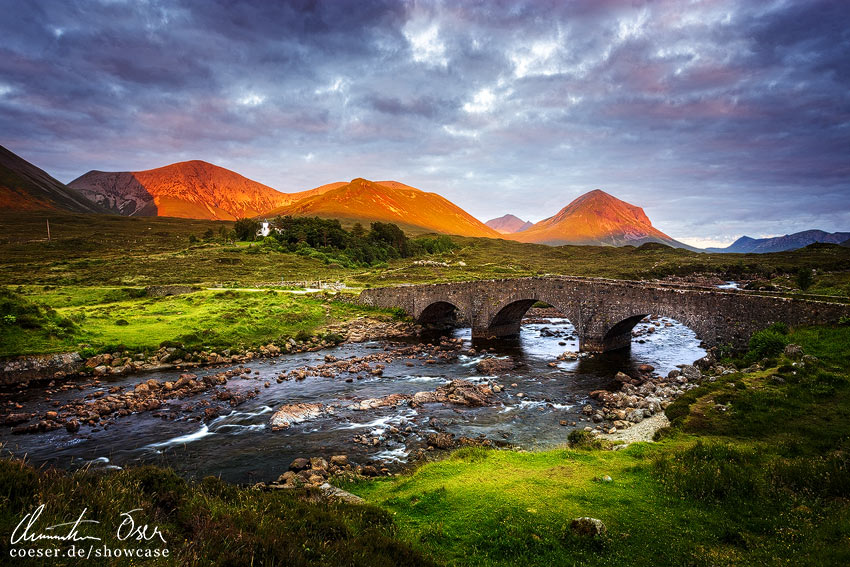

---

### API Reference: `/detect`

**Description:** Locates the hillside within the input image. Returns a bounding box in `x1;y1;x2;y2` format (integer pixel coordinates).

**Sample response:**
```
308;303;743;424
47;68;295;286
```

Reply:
506;189;685;247
264;178;502;238
0;145;103;213
67;161;337;220
485;214;534;234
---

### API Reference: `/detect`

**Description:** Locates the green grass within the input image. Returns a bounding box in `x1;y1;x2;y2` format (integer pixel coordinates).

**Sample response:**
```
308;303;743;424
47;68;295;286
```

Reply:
0;461;434;567
3;211;850;293
0;286;391;357
347;324;850;566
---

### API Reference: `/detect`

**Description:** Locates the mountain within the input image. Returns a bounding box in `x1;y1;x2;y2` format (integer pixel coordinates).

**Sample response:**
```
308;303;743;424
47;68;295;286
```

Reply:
0;145;103;213
705;230;850;253
264;178;502;238
485;214;534;234
505;189;686;247
67;161;337;220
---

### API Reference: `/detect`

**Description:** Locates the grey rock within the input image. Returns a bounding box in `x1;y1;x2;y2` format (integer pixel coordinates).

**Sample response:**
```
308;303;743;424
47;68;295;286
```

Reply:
570;517;607;537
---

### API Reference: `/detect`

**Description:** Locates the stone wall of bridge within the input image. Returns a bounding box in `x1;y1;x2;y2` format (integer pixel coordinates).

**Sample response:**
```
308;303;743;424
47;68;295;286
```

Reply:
357;277;850;352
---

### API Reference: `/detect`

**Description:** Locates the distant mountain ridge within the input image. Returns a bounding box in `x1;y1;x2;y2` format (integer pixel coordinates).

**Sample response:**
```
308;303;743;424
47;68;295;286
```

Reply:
67;161;339;221
706;230;850;253
0;145;103;213
1;146;753;249
485;214;534;234
264;178;502;238
505;189;692;248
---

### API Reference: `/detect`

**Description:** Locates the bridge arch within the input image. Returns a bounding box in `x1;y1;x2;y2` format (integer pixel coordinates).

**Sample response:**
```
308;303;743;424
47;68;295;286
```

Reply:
416;300;465;329
600;314;650;351
485;295;578;338
596;309;714;352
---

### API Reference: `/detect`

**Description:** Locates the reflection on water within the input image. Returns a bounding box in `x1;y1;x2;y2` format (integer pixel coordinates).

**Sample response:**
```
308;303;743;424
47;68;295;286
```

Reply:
0;317;704;483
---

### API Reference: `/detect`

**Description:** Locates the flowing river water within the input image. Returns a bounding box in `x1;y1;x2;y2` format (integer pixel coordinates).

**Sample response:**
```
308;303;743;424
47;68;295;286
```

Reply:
0;316;704;484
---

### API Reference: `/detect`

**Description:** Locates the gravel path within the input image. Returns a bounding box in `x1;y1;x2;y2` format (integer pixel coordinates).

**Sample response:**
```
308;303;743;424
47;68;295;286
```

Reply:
601;413;669;444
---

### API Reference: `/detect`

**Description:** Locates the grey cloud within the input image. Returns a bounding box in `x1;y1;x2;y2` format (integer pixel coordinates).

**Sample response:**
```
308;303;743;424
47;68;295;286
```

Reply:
0;0;848;244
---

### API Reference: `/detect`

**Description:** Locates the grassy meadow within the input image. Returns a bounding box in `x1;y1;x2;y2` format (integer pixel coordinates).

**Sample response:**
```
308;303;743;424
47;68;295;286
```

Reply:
2;211;849;293
348;325;850;566
2;212;850;566
0;286;391;357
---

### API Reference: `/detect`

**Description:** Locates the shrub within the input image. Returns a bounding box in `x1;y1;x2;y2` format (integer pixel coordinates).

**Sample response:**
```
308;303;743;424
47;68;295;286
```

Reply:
654;442;766;502
0;288;76;336
796;268;814;291
567;429;605;449
765;321;789;335
234;218;261;241
747;328;788;361
295;329;312;342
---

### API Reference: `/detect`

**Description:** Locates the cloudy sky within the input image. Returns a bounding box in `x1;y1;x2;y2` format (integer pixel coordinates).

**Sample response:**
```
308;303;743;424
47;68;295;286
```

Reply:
1;0;848;247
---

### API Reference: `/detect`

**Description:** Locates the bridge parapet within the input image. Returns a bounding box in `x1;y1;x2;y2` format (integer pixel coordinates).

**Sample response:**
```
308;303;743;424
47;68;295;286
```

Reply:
357;277;850;352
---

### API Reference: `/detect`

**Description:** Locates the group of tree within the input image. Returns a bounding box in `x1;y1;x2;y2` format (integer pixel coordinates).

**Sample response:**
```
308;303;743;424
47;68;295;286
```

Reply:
232;216;457;268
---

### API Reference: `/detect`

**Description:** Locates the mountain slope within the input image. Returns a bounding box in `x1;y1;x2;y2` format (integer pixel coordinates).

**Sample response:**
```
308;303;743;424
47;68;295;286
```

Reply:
67;161;337;220
506;189;684;247
264;178;502;238
705;230;850;253
0;145;103;213
485;214;534;234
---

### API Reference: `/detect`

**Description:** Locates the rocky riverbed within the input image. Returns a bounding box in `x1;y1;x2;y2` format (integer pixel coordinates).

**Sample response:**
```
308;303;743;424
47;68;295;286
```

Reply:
0;310;707;485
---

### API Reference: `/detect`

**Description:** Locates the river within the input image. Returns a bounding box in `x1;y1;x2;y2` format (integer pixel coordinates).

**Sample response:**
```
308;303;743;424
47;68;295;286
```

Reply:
0;315;704;484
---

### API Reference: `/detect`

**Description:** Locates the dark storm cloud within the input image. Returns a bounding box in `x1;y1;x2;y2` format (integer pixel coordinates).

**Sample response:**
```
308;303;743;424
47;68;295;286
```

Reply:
0;0;848;246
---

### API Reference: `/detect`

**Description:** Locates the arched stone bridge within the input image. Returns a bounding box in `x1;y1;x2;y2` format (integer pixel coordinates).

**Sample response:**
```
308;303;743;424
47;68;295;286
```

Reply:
357;277;850;352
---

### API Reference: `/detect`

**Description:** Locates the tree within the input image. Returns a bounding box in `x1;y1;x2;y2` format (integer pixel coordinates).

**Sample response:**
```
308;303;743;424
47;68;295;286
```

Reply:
368;222;410;257
234;218;261;241
796;268;814;291
351;222;366;239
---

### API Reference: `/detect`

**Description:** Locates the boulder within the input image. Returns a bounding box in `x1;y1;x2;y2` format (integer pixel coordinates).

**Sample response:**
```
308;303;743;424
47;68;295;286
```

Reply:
434;380;492;407
277;471;297;484
318;483;364;504
680;364;701;382
570;517;607;537
426;432;456;449
411;391;438;405
475;357;515;376
694;352;716;370
289;458;310;472
784;344;803;359
330;455;349;467
269;403;324;430
614;371;632;383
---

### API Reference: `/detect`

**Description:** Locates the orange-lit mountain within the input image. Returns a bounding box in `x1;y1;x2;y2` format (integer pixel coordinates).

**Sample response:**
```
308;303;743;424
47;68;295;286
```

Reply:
485;214;534;234
264;178;502;238
507;189;686;247
67;161;338;220
0;145;103;213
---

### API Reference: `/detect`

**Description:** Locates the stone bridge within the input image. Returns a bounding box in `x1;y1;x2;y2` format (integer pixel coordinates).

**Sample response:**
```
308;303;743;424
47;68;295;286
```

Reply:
357;276;850;352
